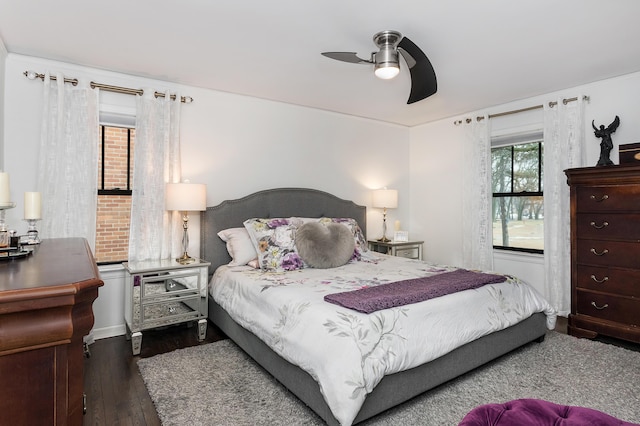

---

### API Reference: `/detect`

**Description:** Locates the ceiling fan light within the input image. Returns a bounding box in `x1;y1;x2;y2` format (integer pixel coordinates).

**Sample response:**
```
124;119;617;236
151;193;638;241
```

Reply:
375;63;400;79
374;44;400;80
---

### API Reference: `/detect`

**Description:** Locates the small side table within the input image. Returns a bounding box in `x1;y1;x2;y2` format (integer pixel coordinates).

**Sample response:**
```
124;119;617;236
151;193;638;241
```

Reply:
368;240;424;260
123;258;210;355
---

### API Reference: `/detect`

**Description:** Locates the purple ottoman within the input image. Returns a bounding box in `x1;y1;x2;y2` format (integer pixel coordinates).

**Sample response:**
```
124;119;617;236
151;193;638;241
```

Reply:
459;399;639;426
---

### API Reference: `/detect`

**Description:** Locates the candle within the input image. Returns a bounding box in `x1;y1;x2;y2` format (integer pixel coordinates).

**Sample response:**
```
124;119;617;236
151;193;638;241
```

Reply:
24;192;42;220
0;173;9;204
394;220;401;231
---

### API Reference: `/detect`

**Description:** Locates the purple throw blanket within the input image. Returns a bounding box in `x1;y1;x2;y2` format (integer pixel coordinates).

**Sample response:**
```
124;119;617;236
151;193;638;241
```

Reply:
324;269;507;314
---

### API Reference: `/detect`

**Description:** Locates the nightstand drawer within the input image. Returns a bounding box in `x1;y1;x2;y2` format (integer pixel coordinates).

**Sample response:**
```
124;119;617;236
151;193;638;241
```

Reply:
139;295;203;329
396;247;420;259
367;240;424;260
133;280;205;328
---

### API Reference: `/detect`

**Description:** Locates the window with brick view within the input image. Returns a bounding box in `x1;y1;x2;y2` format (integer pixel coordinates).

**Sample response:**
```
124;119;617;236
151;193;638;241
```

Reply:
95;126;135;263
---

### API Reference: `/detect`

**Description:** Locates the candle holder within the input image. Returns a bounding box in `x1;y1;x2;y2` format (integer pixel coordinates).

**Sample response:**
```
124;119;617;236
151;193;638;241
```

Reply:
0;203;16;248
0;202;16;219
25;218;41;244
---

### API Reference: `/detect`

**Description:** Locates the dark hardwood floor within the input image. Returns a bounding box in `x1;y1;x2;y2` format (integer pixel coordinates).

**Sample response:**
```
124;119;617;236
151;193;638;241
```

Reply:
83;321;227;426
83;316;638;426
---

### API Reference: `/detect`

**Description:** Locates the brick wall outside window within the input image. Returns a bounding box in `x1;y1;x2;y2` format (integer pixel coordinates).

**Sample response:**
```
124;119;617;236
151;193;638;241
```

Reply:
95;127;135;263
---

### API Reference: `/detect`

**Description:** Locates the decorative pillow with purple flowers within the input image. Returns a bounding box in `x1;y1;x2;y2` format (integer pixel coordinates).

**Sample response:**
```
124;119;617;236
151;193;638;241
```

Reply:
243;218;305;271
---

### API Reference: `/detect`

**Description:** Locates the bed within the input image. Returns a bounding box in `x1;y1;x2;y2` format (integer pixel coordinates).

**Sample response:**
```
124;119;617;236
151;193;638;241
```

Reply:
201;187;556;426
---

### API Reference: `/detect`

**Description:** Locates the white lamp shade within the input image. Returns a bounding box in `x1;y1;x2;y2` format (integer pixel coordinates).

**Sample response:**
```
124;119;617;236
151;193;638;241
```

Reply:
372;189;398;209
165;183;207;211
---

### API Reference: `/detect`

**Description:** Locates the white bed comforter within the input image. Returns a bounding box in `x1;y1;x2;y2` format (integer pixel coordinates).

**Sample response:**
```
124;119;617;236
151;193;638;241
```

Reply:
209;253;556;426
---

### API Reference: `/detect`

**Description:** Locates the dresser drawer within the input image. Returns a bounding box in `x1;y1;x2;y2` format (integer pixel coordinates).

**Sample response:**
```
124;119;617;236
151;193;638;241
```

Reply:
576;239;640;269
576;213;640;240
576;290;640;326
576;265;640;298
575;185;640;212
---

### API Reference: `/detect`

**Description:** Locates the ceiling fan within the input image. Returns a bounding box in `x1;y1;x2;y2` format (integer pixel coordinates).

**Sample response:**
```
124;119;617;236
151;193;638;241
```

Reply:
321;30;437;104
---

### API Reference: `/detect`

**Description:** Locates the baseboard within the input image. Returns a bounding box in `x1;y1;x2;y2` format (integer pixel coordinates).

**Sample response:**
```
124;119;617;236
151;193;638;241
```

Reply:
88;324;127;343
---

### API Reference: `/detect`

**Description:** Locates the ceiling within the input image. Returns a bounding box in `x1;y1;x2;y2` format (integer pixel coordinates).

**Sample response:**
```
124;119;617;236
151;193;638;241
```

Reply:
2;0;640;127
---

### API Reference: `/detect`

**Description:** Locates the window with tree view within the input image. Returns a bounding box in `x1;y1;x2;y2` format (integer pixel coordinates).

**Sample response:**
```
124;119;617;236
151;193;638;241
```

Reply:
492;138;543;253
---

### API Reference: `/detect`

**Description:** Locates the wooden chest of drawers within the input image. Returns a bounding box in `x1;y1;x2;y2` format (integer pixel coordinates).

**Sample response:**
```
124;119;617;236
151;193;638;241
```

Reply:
0;238;103;425
565;165;640;343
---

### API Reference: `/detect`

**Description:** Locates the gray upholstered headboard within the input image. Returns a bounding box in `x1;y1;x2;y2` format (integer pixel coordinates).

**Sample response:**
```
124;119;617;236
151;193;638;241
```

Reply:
200;187;367;278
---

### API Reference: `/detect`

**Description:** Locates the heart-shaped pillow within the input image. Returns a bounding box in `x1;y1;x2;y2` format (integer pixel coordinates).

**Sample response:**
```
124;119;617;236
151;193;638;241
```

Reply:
295;222;355;268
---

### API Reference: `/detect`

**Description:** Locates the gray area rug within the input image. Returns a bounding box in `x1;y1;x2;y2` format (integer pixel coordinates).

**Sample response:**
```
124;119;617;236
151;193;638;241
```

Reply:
137;332;640;425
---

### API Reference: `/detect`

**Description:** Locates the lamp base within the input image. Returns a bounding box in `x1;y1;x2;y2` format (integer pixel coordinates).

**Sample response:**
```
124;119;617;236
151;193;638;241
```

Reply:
176;252;196;264
377;210;391;243
176;212;195;264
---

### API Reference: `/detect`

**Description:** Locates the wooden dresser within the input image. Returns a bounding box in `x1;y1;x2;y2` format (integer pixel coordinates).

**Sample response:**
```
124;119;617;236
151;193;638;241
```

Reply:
0;238;103;425
565;165;640;343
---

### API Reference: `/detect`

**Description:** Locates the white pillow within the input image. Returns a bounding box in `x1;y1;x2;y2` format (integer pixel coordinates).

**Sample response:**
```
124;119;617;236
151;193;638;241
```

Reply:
217;227;258;266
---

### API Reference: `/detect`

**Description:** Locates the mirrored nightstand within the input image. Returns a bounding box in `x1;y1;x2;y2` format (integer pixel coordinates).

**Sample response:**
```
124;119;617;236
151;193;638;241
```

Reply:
368;240;424;260
123;258;210;355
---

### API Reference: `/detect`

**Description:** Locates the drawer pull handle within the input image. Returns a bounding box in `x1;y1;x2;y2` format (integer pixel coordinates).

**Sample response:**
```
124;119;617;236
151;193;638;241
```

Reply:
589;194;609;202
591;302;609;310
589;221;609;229
169;306;177;314
590;274;609;283
590;248;609;256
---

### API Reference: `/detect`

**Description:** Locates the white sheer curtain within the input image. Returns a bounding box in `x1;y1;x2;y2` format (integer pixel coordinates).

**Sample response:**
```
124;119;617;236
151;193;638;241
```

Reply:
37;72;99;250
128;91;182;262
462;114;494;271
543;96;585;315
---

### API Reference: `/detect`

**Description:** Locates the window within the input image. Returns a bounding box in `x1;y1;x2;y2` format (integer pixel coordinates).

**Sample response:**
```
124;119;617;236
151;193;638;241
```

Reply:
491;133;543;253
95;125;135;263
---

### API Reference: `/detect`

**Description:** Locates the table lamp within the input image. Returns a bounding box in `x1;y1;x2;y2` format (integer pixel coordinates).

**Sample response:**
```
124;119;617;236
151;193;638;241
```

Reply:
372;188;398;242
165;182;207;264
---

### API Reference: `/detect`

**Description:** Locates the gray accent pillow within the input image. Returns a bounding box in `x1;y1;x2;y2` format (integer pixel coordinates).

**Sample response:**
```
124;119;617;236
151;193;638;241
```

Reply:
295;222;355;269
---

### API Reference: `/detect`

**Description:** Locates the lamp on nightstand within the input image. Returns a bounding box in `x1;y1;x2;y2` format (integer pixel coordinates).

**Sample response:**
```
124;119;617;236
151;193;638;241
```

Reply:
372;188;398;242
165;182;207;264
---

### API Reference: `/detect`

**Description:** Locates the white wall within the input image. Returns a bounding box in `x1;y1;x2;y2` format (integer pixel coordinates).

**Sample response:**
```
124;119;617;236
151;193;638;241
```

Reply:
0;39;7;169
410;71;640;297
89;264;127;341
2;53;411;339
409;118;466;267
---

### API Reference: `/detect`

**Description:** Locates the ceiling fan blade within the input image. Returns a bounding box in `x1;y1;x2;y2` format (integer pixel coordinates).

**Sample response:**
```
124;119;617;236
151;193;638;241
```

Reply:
397;37;437;104
321;52;372;64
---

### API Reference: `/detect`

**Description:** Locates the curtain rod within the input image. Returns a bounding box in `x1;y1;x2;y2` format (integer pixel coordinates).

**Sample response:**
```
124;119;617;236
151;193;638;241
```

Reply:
23;70;194;103
453;95;589;125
